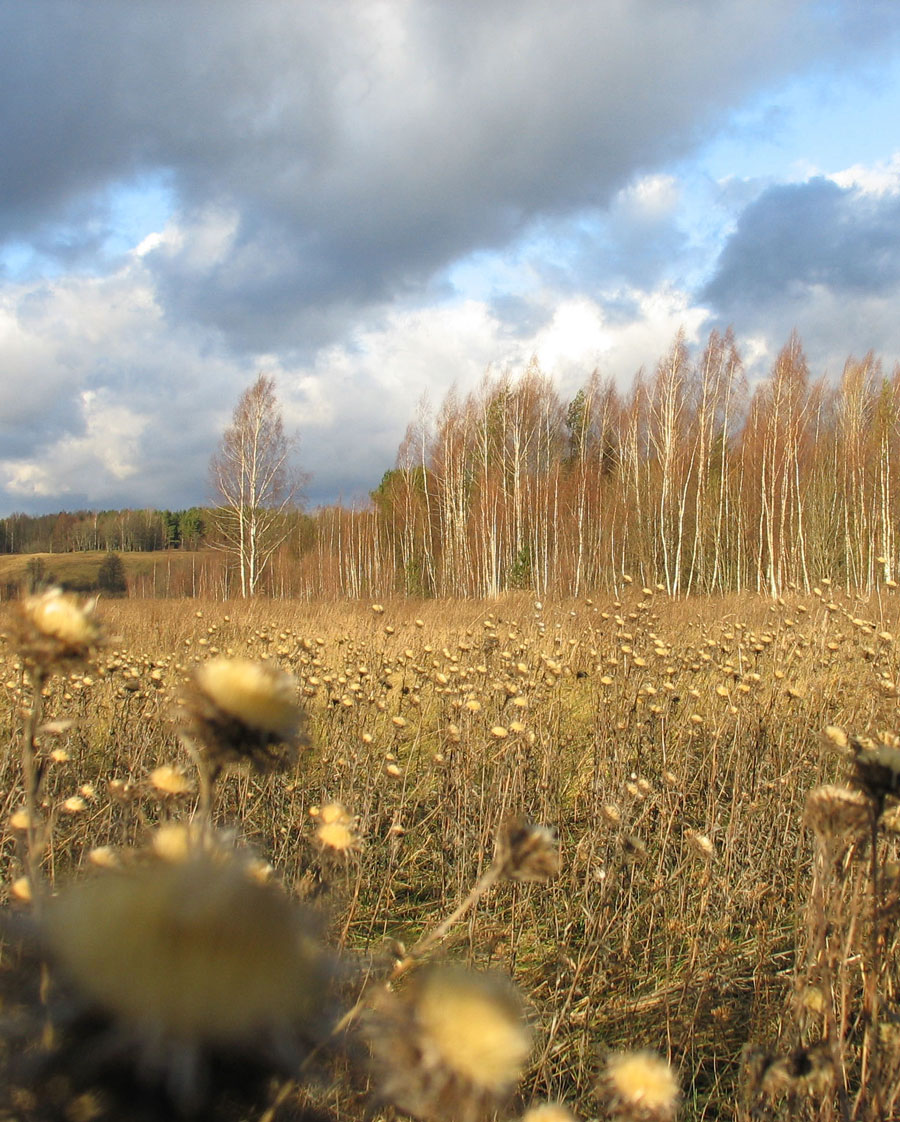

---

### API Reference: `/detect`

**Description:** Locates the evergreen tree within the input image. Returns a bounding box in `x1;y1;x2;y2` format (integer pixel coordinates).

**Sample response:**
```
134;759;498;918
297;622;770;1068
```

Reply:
97;551;127;595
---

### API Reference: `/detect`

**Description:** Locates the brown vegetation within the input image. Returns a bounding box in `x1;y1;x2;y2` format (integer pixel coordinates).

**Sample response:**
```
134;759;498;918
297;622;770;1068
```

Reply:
2;586;900;1120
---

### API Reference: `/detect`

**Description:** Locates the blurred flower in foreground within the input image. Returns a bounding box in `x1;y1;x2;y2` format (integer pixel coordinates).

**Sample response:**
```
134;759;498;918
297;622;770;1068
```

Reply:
520;1103;576;1122
368;965;532;1122
850;731;900;806
13;587;101;672
804;784;871;845
599;1050;680;1122
180;656;309;773
742;1041;835;1111
9;836;333;1116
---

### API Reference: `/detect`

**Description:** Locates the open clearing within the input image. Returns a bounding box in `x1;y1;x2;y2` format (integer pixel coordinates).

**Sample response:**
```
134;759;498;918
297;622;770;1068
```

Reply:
2;588;899;1120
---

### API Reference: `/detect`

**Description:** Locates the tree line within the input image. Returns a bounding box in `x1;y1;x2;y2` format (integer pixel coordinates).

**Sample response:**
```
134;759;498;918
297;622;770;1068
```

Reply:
5;328;900;598
0;507;209;556
327;327;900;598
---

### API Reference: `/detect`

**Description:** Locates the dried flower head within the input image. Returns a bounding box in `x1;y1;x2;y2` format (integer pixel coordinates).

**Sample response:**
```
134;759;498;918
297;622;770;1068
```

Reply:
180;656;309;773
314;802;359;852
520;1103;576;1122
599;1050;680;1122
495;819;560;883
32;840;331;1113
822;726;849;751
369;966;532;1122
849;732;900;805
150;821;220;863
148;764;194;797
13;588;101;672
683;830;715;860
743;1042;835;1105
804;784;871;843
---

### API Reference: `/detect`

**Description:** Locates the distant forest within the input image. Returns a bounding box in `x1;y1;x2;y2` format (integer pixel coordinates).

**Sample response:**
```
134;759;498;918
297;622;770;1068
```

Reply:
4;328;900;599
0;507;211;555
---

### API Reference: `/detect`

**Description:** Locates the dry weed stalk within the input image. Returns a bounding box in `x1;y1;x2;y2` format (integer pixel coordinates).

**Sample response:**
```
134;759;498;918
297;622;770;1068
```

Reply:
742;729;900;1122
8;588;101;908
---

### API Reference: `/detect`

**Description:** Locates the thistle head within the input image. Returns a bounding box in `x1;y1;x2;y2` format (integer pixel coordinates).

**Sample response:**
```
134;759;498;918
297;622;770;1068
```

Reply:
13;587;101;673
179;656;309;773
368;966;532;1122
599;1051;680;1122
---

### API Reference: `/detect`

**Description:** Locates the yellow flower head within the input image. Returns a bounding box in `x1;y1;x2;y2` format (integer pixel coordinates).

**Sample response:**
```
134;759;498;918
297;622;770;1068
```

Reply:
37;841;332;1112
315;802;360;852
520;1103;576;1122
44;850;327;1046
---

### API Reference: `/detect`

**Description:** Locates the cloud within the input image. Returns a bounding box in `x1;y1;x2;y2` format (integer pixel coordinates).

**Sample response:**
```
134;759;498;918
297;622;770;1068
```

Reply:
0;230;705;514
4;3;900;513
1;390;147;502
0;251;241;512
704;177;900;305
701;168;900;370
830;153;900;196
3;1;897;352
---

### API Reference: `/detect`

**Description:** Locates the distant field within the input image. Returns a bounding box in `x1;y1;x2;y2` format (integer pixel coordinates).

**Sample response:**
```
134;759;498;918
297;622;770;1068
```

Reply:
0;549;215;594
2;588;900;1120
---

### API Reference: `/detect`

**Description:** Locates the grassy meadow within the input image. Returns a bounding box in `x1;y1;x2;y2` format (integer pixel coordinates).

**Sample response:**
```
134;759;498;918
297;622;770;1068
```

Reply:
2;585;900;1121
0;550;219;597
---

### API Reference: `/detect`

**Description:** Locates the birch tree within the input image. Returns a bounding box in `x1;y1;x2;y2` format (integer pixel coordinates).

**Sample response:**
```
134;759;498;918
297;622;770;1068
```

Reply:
210;374;299;597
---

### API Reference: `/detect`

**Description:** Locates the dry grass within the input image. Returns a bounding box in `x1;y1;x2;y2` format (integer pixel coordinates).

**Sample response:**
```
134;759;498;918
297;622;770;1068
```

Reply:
2;586;900;1120
0;549;219;594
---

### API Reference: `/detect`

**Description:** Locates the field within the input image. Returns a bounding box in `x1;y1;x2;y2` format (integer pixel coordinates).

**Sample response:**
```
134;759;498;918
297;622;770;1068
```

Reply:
2;586;900;1121
0;550;219;598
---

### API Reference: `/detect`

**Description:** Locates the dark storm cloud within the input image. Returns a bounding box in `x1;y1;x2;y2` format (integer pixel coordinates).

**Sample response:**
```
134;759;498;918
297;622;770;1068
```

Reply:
3;1;897;351
4;1;900;515
703;178;900;312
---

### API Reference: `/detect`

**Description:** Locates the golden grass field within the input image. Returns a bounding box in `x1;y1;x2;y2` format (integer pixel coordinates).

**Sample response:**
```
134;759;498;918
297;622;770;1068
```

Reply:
2;585;900;1122
0;550;217;595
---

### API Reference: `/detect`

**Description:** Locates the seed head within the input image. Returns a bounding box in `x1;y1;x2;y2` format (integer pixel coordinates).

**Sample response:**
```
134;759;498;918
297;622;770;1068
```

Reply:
495;819;560;883
13;588;101;671
314;803;359;852
369;966;532;1122
804;784;871;843
180;656;309;773
744;1042;835;1102
849;732;900;805
44;849;327;1044
36;839;332;1112
520;1103;576;1122
600;1051;680;1122
683;830;715;860
822;726;849;751
148;764;194;797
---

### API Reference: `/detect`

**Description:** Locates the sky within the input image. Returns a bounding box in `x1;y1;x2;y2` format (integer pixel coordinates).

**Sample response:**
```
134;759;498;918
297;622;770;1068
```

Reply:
3;0;900;516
